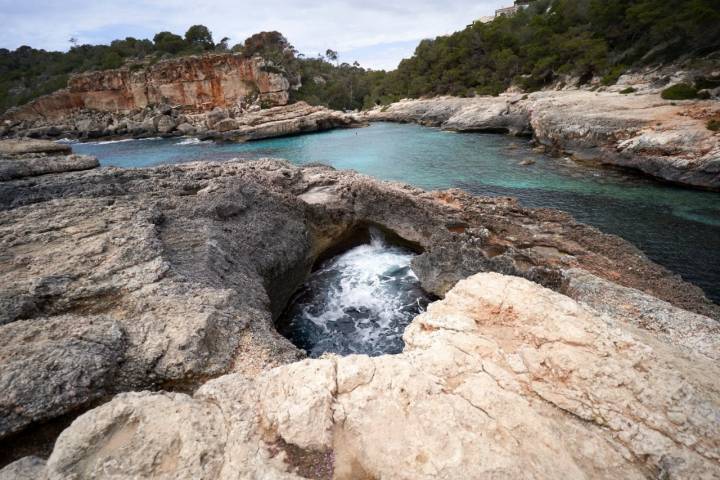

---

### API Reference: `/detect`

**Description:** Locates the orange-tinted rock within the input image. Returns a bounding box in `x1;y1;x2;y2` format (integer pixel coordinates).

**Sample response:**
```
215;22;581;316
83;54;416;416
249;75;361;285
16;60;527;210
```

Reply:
5;54;290;122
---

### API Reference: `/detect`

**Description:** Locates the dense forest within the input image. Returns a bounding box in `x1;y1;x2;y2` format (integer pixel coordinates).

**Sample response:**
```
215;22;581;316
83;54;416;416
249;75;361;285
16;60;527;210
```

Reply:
365;0;720;104
1;0;719;113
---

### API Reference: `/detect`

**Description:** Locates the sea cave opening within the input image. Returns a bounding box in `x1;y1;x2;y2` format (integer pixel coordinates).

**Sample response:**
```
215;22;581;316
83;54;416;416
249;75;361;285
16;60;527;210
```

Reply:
276;223;433;358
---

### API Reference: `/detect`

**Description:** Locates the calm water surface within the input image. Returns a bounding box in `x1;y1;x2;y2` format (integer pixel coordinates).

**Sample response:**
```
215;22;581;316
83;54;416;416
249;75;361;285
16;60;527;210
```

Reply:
72;123;720;303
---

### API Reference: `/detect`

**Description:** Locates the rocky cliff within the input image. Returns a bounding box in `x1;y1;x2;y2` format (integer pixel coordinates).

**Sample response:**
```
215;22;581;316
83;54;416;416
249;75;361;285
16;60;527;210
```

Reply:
365;91;720;189
2;54;290;123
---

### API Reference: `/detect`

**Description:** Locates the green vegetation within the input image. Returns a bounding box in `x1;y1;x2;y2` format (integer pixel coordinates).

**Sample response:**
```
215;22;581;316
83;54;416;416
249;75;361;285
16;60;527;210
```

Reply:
708;119;720;132
661;83;700;100
620;87;636;94
361;0;720;106
1;0;719;113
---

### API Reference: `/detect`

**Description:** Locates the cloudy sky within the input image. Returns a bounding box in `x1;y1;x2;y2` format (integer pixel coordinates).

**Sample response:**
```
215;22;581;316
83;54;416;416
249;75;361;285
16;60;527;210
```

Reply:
0;0;507;70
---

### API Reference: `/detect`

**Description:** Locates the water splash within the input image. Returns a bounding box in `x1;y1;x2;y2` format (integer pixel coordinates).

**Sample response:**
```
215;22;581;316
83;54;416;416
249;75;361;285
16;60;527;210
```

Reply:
279;228;431;357
176;137;213;146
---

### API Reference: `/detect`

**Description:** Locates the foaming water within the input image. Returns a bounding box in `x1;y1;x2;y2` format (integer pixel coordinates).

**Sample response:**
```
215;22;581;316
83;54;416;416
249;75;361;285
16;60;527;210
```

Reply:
278;229;431;357
71;123;720;302
176;137;213;146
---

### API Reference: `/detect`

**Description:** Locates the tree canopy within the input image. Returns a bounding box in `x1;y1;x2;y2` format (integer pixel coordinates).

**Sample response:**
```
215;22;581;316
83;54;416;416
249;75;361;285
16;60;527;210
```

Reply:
2;1;719;114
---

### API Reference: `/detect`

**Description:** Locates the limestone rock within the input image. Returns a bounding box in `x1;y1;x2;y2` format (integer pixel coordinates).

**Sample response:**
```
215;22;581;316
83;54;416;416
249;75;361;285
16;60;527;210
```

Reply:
0;139;69;156
176;122;196;136
0;159;716;453
206;107;229;129
34;273;720;479
0;457;46;480
155;114;176;134
2;54;291;124
0;139;98;180
214;118;239;132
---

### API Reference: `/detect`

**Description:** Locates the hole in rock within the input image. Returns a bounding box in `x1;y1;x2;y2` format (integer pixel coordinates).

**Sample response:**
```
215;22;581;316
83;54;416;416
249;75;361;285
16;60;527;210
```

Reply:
277;225;433;358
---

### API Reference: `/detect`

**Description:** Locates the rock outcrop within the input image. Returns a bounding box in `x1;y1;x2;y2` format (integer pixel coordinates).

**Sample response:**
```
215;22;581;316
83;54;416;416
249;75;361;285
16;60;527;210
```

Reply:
0;54;366;144
0;139;98;180
9;272;719;479
1;101;361;144
3;54;290;123
366;91;720;189
1;159;718;465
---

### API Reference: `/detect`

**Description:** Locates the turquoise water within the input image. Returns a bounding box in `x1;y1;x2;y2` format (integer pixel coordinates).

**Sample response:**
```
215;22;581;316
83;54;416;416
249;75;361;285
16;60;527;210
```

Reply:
72;123;720;303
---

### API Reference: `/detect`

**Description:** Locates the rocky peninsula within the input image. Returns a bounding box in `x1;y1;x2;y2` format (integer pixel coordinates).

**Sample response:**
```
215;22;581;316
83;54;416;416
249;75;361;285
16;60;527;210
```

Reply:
0;54;362;143
0;139;718;478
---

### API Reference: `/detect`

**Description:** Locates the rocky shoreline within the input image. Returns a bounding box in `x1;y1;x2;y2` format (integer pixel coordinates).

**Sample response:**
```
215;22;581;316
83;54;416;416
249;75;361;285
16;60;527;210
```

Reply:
1;101;362;144
365;90;720;189
0;142;719;477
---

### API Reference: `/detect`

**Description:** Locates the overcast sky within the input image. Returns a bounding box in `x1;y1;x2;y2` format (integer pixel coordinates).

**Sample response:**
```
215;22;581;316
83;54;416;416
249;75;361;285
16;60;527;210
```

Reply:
0;0;508;70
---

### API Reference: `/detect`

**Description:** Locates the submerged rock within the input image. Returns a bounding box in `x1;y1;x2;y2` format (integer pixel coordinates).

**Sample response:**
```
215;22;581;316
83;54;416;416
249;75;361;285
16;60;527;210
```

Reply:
0;159;717;466
12;273;719;479
366;91;720;189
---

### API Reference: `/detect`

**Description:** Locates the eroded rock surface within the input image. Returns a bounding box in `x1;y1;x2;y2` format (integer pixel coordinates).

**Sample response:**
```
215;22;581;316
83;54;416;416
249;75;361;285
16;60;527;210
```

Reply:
13;273;719;479
2;101;361;144
0;139;98;180
366;91;720;188
0;159;717;462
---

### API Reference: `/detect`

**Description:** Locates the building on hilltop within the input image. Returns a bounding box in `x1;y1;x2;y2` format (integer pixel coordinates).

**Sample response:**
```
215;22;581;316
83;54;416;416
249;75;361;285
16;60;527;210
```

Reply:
494;0;534;18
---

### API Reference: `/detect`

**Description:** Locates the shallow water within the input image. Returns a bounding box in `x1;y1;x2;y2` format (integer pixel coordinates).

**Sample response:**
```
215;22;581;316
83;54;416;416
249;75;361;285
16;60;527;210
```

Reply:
72;122;720;303
277;229;431;357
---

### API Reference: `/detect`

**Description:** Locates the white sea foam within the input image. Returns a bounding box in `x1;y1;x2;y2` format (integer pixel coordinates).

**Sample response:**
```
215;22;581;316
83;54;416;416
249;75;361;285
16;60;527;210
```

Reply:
176;137;212;146
285;228;429;356
84;137;163;145
55;138;78;144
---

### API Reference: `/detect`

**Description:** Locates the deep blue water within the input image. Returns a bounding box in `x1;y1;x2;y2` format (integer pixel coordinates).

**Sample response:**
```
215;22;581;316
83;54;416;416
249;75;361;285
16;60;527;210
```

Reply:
71;123;720;303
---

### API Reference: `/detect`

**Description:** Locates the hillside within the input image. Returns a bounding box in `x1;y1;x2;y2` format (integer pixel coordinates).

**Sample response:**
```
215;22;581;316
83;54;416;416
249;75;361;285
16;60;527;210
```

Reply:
2;0;720;115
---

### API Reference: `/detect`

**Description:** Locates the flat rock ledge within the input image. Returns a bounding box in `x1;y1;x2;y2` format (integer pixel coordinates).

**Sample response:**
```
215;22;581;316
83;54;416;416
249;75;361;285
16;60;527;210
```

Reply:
0;139;98;180
2;101;362;144
3;272;719;479
0;160;718;476
365;91;720;189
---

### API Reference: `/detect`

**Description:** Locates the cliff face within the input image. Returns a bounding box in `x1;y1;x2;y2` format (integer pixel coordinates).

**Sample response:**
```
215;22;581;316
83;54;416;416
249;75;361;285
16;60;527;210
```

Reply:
5;54;290;121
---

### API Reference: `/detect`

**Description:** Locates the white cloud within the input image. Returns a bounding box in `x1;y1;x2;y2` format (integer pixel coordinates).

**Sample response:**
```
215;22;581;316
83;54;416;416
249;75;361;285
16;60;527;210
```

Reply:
0;0;508;69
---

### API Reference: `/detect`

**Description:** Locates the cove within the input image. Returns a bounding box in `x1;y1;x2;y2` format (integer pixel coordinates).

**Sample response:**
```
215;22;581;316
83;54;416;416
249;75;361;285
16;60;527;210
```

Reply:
72;122;720;303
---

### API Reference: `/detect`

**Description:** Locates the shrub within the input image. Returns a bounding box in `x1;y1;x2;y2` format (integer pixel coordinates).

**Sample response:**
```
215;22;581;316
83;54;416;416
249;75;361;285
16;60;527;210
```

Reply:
661;83;699;100
707;119;720;132
620;87;636;94
601;65;626;86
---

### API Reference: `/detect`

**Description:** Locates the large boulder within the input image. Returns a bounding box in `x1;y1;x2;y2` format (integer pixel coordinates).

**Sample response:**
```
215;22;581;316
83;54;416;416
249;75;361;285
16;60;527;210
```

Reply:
155;114;176;134
205;107;228;129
